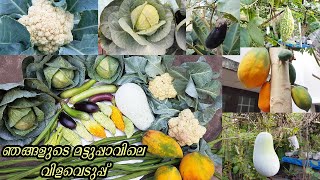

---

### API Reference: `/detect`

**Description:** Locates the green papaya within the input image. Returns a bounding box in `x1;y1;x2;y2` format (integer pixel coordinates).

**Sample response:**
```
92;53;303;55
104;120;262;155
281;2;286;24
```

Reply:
291;86;312;112
289;63;296;85
278;49;293;61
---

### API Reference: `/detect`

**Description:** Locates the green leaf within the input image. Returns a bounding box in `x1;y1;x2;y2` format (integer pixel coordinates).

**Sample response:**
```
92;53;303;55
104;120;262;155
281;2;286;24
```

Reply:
0;16;31;55
185;78;198;99
240;0;257;5
0;0;29;16
7;108;32;127
72;10;98;40
196;80;221;100
240;27;252;47
144;56;165;78
183;61;213;87
192;15;209;46
59;34;98;55
217;0;240;20
66;0;98;13
123;56;148;74
0;89;38;106
247;21;265;46
223;23;240;55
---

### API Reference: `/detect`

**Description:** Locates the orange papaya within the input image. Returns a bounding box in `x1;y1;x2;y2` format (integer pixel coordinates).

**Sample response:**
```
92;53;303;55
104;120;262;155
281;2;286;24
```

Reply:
154;165;182;180
237;48;270;88
142;130;183;158
258;81;271;112
179;152;215;180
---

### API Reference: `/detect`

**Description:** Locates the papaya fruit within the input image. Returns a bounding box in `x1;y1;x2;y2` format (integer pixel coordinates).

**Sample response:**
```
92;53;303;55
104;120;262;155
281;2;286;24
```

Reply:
278;49;293;61
258;81;271;112
289;63;296;85
279;7;294;42
205;19;227;49
155;165;182;180
291;86;312;112
179;152;215;180
237;48;271;88
142;130;183;158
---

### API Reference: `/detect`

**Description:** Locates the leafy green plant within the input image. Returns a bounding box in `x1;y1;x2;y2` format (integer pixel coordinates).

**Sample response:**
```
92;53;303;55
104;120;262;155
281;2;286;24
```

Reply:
22;56;86;94
99;0;186;55
240;0;320;47
222;113;311;179
186;0;240;55
0;79;56;145
0;0;98;55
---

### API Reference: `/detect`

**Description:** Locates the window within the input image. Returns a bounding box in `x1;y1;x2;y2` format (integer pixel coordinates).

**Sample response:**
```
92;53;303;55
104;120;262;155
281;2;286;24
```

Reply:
223;86;260;112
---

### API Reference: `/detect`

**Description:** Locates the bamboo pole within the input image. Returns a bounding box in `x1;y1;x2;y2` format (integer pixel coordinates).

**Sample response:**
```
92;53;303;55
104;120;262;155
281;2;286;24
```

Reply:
269;47;292;113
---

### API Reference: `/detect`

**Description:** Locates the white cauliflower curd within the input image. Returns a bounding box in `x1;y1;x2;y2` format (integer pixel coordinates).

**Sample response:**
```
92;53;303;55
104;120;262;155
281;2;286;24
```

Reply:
168;109;206;146
18;0;74;54
148;73;177;100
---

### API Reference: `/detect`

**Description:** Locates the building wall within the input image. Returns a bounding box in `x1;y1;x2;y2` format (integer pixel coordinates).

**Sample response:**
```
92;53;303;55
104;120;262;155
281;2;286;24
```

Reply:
224;48;320;113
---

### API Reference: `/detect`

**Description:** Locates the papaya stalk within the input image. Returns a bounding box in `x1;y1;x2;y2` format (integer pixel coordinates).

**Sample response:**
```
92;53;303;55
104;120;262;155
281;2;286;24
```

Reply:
269;47;292;113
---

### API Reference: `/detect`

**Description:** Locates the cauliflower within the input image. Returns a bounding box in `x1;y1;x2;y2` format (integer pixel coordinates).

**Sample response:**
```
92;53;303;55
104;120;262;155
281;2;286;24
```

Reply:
168;109;206;146
18;0;74;54
148;73;177;100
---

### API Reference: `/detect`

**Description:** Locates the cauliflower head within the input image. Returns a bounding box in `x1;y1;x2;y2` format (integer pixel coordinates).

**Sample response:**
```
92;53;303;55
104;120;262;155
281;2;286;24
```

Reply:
168;109;206;146
148;73;177;100
18;0;74;54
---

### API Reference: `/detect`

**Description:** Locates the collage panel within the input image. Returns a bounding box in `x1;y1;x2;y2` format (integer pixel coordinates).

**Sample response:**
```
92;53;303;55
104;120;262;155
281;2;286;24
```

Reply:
0;55;223;179
222;113;320;179
98;0;186;55
222;47;320;113
0;0;99;55
240;0;319;48
186;0;240;55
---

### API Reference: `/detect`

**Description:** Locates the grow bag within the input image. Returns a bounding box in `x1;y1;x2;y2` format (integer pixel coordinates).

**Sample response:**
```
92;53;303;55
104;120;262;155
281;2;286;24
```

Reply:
282;157;320;170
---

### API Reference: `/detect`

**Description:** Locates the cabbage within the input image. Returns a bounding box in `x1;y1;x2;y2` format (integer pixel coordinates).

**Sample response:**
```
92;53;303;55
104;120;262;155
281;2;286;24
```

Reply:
99;0;183;55
0;79;56;145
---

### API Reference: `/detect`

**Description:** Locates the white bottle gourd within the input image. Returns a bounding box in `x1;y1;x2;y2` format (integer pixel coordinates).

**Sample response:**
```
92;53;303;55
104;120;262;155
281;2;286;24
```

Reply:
115;83;155;130
253;132;280;177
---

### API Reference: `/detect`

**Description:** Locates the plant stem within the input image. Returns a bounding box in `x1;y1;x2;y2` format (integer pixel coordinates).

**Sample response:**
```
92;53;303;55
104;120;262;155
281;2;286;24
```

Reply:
0;166;32;173
112;170;153;180
187;43;204;55
0;158;42;167
112;159;180;172
32;108;62;145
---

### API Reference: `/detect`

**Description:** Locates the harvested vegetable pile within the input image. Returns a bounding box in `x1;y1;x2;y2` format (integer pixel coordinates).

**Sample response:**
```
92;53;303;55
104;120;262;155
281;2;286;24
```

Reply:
0;0;98;55
0;55;222;179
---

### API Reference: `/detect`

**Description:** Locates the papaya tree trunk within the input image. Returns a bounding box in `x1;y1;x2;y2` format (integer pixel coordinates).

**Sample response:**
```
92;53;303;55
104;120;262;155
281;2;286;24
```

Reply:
269;47;292;113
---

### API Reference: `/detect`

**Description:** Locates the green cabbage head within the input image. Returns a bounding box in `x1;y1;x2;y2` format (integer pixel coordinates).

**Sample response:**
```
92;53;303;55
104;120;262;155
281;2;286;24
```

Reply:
83;56;124;83
0;79;56;145
22;56;86;94
100;0;175;55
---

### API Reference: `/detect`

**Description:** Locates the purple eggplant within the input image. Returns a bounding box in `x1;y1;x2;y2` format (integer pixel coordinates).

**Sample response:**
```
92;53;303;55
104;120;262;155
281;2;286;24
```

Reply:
59;112;77;129
74;101;99;113
88;93;114;103
205;19;228;49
